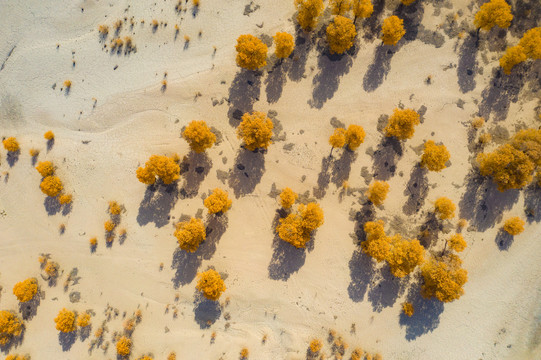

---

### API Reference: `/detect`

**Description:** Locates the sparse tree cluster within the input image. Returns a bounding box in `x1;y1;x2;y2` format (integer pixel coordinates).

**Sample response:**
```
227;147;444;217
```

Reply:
277;202;324;248
235;34;268;70
182;120;216;153
237;111;274;151
196;269;226;301
352;0;373;21
420;140;450;172
174;217;206;252
447;233;467;253
384;108;420;140
329;124;365;154
136;155;180;185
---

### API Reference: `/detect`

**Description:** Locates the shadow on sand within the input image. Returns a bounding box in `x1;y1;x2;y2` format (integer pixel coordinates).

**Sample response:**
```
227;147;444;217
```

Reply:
228;148;266;198
137;182;179;228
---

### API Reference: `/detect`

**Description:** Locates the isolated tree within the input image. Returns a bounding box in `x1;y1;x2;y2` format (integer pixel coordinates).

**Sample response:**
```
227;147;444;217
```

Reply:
182;120;216;153
40;176;63;197
44;131;55;141
54;308;76;333
326;16;357;55
117;336;132;356
511;128;541;166
174;217;206;252
329;127;346;155
361;220;390;261
196;269;226;301
503;216;525;235
279;187;298;209
274;32;295;59
3;137;19;153
500;45;527;74
420;140;450;171
434;197;456;220
237;111;274;151
295;0;324;31
235;34;268;70
345;124;365;150
421;254;468;302
59;194;73;205
447;233;467;252
329;0;352;16
77;313;91;327
384;108;420;140
36;161;54;177
474;0;513;31
366;181;389;206
13;278;38;303
402;302;414;317
477;144;535;191
386;235;425;277
518;27;541;59
136;155;180;185
352;0;373;21
351;348;365;360
381;16;405;45
0;311;23;345
204;188;232;214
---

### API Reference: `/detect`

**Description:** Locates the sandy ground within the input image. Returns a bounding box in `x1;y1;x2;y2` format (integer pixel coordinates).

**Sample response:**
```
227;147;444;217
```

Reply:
0;0;540;359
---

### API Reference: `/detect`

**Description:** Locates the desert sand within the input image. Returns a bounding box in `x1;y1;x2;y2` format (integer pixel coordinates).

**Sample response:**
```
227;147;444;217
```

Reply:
0;0;540;359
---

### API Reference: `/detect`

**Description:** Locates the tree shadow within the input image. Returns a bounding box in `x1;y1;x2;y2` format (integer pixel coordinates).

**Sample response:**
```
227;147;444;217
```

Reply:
360;0;386;42
331;150;357;187
79;325;92;342
171;247;200;288
508;0;541;39
136;182;179;228
347;248;376;302
47;138;55;152
0;326;24;353
399;283;444;341
179;152;212;199
200;214;228;261
44;196;62;216
349;203;376;245
495;229;514;251
458;170;520;232
265;59;290;104
418;212;442;249
402;165;429;216
367;266;406;312
62;202;73;216
31;154;39;166
524;184;541;223
313;156;332;199
193;292;221;329
288;28;314;82
372;137;403;181
7;150;19;167
395;1;425;42
18;296;40;320
457;33;478;93
58;331;77;351
227;70;262;127
228;148;266;198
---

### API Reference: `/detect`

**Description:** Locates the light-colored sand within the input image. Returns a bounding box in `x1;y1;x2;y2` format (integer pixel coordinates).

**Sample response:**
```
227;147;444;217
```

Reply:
0;0;540;359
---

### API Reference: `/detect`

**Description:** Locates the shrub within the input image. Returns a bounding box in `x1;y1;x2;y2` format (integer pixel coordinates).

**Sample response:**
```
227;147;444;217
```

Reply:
182;120;216;153
448;233;466;252
329;128;346;149
63;80;72;89
420;140;450;172
326;16;357;55
434;197;456;220
77;313;91;327
44;131;55;140
295;0;324;31
274;32;295;59
109;201;122;215
421;254;468;302
479;133;492;144
345;124;365;150
98;24;109;35
500;45;527;74
381;16;405;45
471;117;485;129
116;336;132;356
89;237;97;247
329;0;352;15
477;144;535;191
366;181;389;206
29;148;40;157
13;278;38;303
503;216;525;235
235;34;268;70
44;261;59;278
40;176;63;197
385;235;425;277
138;357;153;360
279;187;298;209
196;269;226;300
309;339;322;353
0;311;23;345
511;128;541;166
104;220;116;232
384;108;420;140
518;27;541;59
167;352;177;360
237;111;274;151
402;302;414;317
59;194;72;205
3;137;19;152
174;217;206;252
204;188;232;214
352;0;373;20
136;155;180;185
54;308;76;333
474;0;513;31
36;161;54;177
351;348;364;360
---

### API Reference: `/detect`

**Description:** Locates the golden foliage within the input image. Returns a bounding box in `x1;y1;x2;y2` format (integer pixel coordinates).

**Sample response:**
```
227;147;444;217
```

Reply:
136;155;180;185
235;34;268;70
54;308;76;333
421;254;468;302
477;143;535;191
299;202;324;233
351;348;364;360
77;313;91;327
44;131;55;140
434;197;456;220
59;194;72;205
89;237;97;247
182;120;216;153
386;235;425;277
204;188;232;214
329;127;346;149
138;357;153;360
108;201;122;215
98;24;109;35
63;80;72;88
167;352;177;360
329;0;352;16
309;339;323;353
274;32;295;59
503;216;525;235
384;108;420;140
471;117;485;129
326;16;357;55
5;355;29;360
499;45;527;74
381;16;405;45
104;220;116;232
0;311;23;345
345;124;365;150
448;233;467;252
279;187;298;209
511;128;541;166
366;181;389;206
13;278;38;303
361;220;390;261
40;176;63;197
295;0;324;31
352;0;373;19
116;336;132;356
479;133;492;144
401;0;416;4
240;347;249;359
174;217;206;252
402;302;414;317
36;161;54;177
237;111;274;151
420;140;450;172
196;269;226;301
277;202;324;248
44;261;59;278
474;0;513;31
3;137;19;152
519;27;541;60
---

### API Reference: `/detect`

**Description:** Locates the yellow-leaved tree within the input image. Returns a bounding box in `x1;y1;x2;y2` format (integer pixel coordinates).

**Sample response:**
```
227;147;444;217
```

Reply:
136;155;180;185
366;181;389;206
295;0;324;31
174;217;206;252
447;233;467;252
54;308;76;333
352;0;373;21
329;127;346;154
36;161;54;177
237;111;274;151
329;0;352;16
279;187;298;209
385;235;425;277
519;27;541;60
277;202;324;248
182;120;216;153
13;278;38;303
421;254;468;302
235;34;268;70
499;45;527;74
274;32;295;59
196;269;226;301
381;16;405;45
474;0;513;31
204;188;232;214
116;336;132;356
361;220;390;261
503;216;525;235
345;124;365;150
420;140;450;171
0;311;23;345
3;137;19;153
384;108;420;140
434;197;456;220
326;16;357;55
